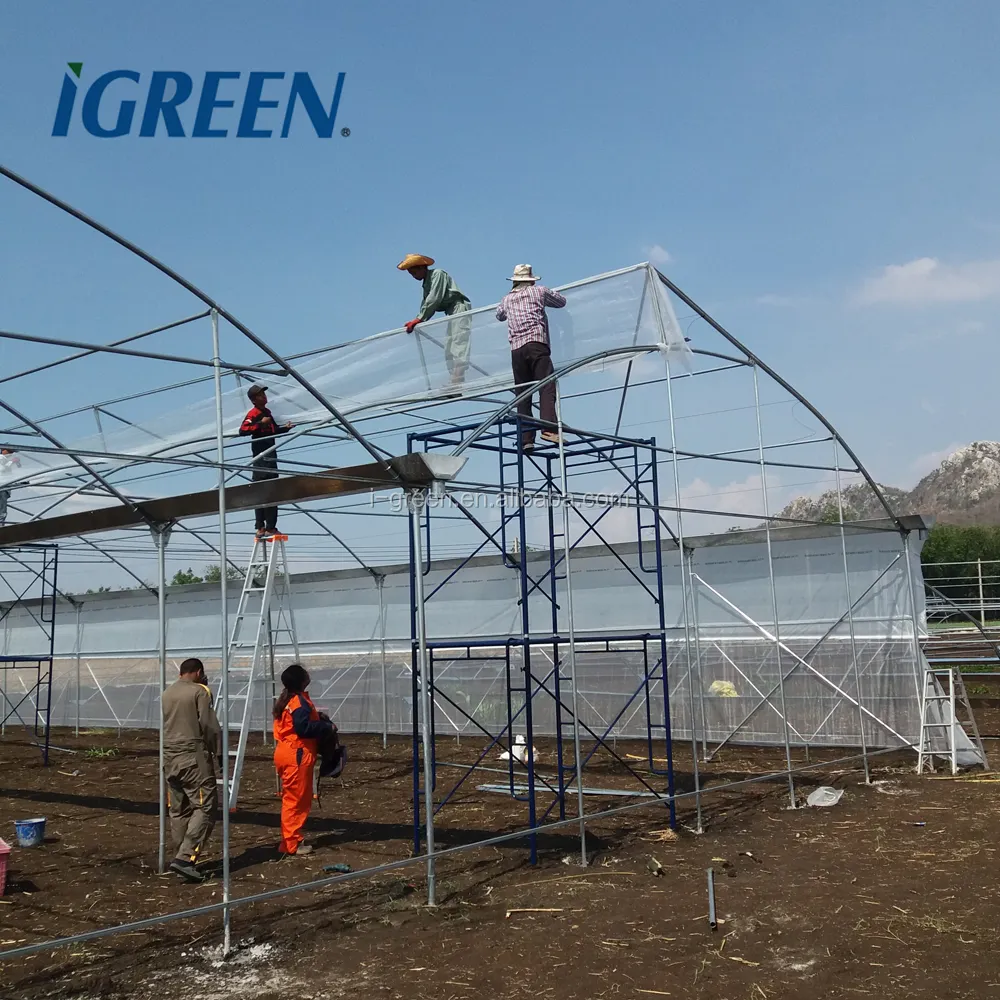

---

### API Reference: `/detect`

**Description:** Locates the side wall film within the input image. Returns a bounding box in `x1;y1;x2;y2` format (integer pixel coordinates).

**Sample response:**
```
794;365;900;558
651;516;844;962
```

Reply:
0;521;949;754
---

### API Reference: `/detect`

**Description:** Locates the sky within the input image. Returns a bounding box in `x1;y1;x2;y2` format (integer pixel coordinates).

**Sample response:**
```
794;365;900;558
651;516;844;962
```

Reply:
1;0;999;517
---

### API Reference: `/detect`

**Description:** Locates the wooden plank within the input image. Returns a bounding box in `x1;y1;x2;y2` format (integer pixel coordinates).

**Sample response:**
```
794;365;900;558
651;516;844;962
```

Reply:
0;453;444;547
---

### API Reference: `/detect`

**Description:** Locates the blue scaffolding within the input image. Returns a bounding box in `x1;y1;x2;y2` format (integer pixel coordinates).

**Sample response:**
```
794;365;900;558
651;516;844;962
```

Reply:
0;544;59;765
408;415;677;863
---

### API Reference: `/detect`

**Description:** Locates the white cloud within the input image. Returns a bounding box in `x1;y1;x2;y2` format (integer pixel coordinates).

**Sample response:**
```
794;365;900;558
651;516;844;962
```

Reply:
645;244;673;267
855;257;1000;306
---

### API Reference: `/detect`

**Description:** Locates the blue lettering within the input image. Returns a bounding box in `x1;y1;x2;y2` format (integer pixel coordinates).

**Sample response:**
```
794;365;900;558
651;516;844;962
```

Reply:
280;71;345;138
81;70;140;138
139;72;193;137
51;74;78;136
192;71;240;137
237;72;285;138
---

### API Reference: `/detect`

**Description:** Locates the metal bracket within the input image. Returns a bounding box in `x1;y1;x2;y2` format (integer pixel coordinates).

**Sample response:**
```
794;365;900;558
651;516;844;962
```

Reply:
148;520;174;548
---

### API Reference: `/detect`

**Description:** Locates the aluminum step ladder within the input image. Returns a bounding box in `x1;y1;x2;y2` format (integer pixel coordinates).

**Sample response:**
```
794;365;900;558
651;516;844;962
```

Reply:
217;533;299;808
916;667;988;775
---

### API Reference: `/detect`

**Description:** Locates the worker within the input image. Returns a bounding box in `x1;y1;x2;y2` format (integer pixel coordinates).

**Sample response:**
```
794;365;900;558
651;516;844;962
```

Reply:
495;265;567;452
273;663;335;857
162;657;221;883
398;254;473;388
239;384;292;539
0;448;20;527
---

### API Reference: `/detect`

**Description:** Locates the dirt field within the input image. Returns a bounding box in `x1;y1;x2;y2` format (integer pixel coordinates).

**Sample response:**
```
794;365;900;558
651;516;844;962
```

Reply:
1;724;999;1000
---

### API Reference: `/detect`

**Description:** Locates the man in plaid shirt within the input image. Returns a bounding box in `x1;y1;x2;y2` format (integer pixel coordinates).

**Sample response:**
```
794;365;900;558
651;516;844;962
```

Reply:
495;264;566;451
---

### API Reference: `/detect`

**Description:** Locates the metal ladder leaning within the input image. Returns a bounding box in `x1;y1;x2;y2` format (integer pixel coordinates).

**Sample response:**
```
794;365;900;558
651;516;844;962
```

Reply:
917;666;988;775
218;533;300;808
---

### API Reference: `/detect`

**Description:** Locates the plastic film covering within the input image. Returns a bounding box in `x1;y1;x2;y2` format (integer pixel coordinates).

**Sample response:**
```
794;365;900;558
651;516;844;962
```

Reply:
2;264;692;491
0;523;959;756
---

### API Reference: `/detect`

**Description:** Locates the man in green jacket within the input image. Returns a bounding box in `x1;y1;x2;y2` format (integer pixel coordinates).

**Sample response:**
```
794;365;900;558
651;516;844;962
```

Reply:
398;253;472;388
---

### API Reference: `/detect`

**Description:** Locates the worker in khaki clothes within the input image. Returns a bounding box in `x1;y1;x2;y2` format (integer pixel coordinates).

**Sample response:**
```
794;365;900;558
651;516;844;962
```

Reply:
162;657;221;883
398;254;473;388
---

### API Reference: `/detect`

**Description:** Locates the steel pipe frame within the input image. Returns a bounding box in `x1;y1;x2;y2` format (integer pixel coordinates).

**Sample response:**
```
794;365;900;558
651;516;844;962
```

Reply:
751;365;797;808
0;312;212;391
701;554;903;759
653;284;704;832
652;268;905;532
0;326;283;376
407;417;676;857
210;311;234;955
0;196;916;950
408;489;436;905
152;522;172;873
833;439;871;782
693;573;916;751
0;164;391;474
555;388;588;864
1;355;851;518
0;544;59;762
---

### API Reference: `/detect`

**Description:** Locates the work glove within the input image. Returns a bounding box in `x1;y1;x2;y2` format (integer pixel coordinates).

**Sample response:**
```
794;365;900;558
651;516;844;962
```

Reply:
405;318;421;334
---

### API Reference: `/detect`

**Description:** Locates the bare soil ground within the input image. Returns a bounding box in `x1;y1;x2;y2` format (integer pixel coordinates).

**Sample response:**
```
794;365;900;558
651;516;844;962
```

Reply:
2;719;1000;1000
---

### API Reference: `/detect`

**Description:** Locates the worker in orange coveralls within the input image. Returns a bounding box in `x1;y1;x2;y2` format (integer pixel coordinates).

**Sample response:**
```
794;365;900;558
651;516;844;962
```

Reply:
272;663;334;857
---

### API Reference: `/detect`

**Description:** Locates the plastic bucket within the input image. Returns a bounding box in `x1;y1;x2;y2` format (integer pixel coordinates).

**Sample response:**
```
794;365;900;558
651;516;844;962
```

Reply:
14;818;45;848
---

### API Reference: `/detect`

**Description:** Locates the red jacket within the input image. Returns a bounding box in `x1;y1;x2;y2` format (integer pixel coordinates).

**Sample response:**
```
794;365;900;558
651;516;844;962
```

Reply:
239;405;288;458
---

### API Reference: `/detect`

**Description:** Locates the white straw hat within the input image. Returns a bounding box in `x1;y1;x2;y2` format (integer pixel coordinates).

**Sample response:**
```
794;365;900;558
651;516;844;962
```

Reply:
508;264;539;283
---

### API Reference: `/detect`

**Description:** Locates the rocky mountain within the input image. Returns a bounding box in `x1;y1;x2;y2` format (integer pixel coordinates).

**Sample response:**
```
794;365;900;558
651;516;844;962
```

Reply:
775;442;1000;526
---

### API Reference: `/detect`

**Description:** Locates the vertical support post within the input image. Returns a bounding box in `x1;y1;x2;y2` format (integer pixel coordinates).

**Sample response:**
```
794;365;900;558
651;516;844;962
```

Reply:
409;489;436;905
211;308;233;955
949;669;958;775
554;389;587;866
902;531;927;717
74;604;83;738
979;559;986;627
688;561;709;758
151;522;172;874
42;549;58;767
833;441;869;783
514;426;538;863
377;574;389;748
751;366;796;808
651;285;702;831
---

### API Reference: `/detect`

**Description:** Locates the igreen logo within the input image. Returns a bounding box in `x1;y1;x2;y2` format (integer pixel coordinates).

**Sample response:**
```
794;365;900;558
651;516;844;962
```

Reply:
52;64;347;138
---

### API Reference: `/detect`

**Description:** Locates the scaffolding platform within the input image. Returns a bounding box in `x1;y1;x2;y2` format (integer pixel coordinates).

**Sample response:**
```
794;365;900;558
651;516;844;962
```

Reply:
0;544;59;765
407;414;677;863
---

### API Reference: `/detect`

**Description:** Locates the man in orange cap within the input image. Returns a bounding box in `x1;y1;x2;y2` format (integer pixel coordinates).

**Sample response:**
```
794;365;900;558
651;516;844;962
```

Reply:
398;254;472;387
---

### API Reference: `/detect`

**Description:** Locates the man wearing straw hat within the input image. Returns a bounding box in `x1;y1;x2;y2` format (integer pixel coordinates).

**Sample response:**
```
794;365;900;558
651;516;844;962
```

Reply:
496;265;566;452
398;254;473;388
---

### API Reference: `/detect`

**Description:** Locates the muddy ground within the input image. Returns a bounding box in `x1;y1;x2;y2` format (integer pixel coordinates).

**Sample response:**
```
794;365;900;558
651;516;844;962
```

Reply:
1;721;1000;1000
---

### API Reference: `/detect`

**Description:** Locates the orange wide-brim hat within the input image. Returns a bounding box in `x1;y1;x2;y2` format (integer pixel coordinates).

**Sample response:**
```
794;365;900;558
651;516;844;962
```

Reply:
397;253;435;271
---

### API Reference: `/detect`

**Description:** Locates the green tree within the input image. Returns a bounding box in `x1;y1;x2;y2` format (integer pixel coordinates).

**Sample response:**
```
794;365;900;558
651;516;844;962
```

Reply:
170;568;203;586
819;503;844;524
921;524;1000;617
204;564;244;583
